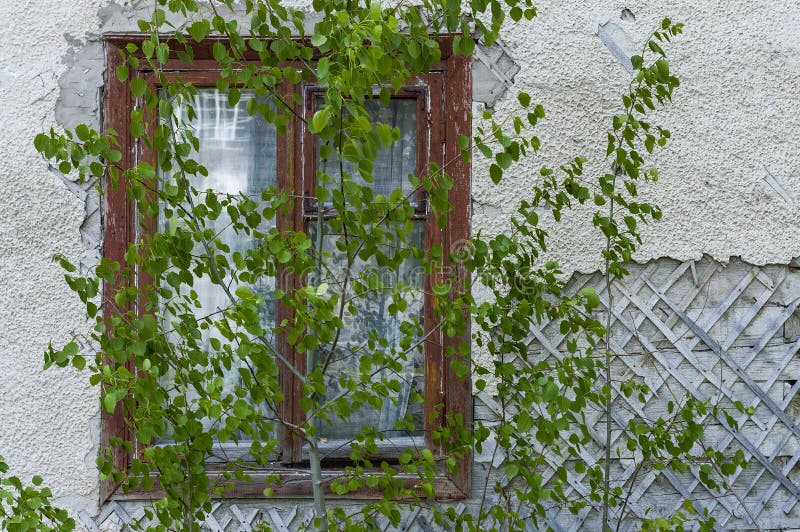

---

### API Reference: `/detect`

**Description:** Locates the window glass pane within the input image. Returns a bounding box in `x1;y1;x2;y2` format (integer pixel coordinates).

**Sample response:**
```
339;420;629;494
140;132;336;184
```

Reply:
316;98;418;203
157;89;277;444
311;97;425;447
309;219;426;445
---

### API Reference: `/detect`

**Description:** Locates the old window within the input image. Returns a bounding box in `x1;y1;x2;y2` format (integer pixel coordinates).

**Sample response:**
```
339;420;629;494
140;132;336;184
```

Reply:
101;36;471;501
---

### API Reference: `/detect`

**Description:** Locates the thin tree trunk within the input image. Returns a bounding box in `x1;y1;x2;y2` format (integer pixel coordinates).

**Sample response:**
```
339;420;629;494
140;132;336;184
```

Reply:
601;166;620;532
308;197;329;530
308;441;329;530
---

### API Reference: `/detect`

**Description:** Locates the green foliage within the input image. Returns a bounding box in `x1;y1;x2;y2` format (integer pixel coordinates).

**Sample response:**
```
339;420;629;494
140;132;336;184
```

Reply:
0;456;75;532
29;1;744;531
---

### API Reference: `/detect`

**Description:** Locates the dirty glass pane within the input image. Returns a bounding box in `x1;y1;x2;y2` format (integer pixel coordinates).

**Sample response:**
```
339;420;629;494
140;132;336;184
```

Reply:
316;98;418;204
157;89;277;443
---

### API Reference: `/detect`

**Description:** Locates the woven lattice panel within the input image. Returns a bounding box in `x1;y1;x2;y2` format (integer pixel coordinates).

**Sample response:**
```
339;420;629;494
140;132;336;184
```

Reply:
81;501;471;531
79;502;310;531
497;257;800;531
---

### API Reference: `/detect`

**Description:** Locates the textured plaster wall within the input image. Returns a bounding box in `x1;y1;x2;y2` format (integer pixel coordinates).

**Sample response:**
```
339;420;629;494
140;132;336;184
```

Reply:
0;0;107;521
472;0;800;273
0;0;798;525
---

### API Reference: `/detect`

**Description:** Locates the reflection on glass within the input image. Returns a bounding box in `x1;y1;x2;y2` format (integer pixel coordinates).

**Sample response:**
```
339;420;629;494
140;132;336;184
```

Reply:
158;89;277;442
316;98;418;202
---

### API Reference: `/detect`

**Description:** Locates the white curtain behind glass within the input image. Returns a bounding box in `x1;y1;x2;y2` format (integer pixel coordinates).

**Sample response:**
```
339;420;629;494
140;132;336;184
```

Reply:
314;98;425;442
158;89;277;441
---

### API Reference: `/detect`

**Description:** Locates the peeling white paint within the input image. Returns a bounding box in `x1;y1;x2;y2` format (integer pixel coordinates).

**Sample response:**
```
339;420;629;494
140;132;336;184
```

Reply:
596;9;638;74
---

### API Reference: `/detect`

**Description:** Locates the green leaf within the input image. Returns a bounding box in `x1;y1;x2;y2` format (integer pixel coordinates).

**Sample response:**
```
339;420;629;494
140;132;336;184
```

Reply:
317;57;330;80
130;78;147;98
26;497;42;510
656;58;670;78
489;163;502;184
496;152;512;170
130;108;144;137
102;393;117;414
476;139;492;158
311;32;327;47
505;463;519;479
581;286;600;310
115;64;129;82
156;43;169;65
648;40;665;57
141;39;155;58
310;108;330;133
235;285;254;299
213;41;227;62
33;133;49;153
75;124;90;141
188;20;211;42
518;92;531;107
228;87;241;107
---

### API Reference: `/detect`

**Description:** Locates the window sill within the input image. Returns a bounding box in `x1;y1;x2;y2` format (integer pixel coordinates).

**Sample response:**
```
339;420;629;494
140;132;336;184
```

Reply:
109;462;470;501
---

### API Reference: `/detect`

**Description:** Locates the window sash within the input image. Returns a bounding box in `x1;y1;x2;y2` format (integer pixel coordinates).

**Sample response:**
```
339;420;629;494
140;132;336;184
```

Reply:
154;87;280;447
302;87;430;217
101;37;471;500
140;75;441;463
291;81;446;463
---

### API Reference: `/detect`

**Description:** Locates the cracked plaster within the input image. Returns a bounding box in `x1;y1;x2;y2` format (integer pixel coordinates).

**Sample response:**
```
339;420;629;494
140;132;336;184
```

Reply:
471;0;800;273
1;0;799;527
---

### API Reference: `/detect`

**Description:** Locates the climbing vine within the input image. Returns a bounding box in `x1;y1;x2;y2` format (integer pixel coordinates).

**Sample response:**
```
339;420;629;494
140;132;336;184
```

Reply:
24;1;751;531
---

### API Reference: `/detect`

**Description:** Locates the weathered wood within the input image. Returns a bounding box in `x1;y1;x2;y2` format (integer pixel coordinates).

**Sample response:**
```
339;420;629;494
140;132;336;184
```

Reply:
441;48;474;497
651;283;800;445
100;39;135;504
99;34;474;505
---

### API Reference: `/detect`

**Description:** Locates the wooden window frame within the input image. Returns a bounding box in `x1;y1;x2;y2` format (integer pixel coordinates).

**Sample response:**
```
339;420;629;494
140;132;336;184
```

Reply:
101;34;472;502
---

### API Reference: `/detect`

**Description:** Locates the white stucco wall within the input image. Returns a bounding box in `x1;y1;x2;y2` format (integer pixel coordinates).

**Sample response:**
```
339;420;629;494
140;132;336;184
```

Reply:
0;0;107;518
471;0;800;274
0;0;798;525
